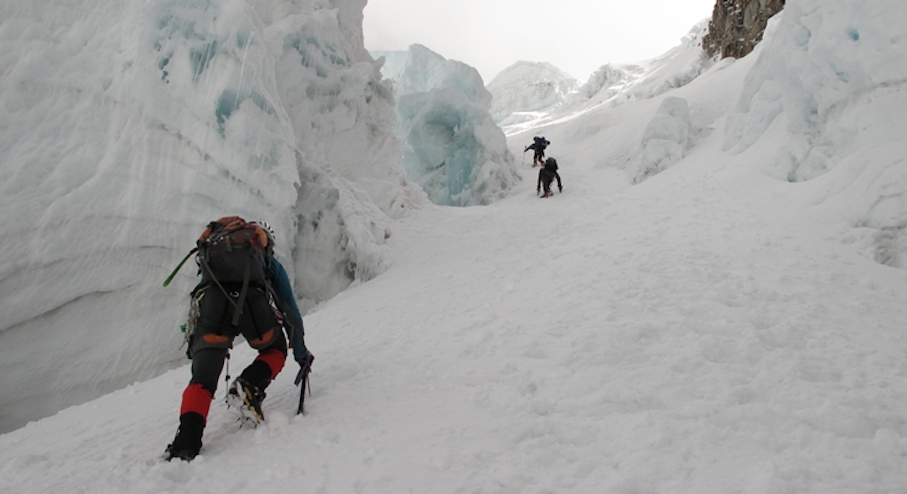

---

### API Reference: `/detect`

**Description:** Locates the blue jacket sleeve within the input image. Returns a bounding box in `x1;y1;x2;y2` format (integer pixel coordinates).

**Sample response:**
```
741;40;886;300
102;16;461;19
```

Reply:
268;257;307;360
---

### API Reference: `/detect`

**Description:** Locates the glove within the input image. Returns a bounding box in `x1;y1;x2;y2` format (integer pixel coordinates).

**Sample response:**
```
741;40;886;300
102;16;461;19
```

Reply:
294;352;315;385
295;348;314;368
293;342;313;368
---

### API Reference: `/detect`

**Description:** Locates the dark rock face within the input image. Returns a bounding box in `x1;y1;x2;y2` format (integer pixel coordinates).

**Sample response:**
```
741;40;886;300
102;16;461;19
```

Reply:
702;0;786;59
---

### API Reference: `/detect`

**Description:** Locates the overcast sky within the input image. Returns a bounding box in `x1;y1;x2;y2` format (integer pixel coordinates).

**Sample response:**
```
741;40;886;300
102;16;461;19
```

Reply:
363;0;717;83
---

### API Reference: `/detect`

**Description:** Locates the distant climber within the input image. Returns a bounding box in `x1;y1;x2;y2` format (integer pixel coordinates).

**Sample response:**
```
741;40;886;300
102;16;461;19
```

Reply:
524;136;551;167
537;157;563;198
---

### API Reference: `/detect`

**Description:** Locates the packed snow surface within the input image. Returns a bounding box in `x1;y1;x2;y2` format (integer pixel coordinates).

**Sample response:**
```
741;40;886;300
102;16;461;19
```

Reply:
2;0;907;493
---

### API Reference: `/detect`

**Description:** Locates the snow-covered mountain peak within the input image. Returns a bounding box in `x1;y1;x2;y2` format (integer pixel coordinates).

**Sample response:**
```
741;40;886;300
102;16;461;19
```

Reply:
487;60;580;124
495;19;712;134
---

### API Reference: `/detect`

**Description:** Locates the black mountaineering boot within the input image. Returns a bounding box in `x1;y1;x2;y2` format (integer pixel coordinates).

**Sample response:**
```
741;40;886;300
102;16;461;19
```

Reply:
165;412;205;461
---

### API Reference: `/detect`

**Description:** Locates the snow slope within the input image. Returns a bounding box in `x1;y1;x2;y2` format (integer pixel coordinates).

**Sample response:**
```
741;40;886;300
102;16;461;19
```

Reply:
2;0;907;492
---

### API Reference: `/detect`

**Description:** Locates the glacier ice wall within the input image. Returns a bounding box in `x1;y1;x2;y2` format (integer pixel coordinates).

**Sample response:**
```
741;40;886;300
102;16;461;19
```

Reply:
0;0;419;432
723;0;907;267
634;96;691;183
374;44;519;206
725;2;907;181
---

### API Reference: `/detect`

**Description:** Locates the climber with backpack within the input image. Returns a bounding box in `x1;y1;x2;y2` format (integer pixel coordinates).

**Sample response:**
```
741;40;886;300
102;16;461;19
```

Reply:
537;157;563;198
524;136;551;167
162;216;314;461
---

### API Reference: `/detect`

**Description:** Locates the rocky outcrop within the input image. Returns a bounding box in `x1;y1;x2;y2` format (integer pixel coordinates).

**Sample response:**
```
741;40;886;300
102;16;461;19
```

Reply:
702;0;785;59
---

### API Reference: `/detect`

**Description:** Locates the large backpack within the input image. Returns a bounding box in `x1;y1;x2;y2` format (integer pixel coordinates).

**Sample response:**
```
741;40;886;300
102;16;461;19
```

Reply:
196;216;269;284
196;216;271;325
164;216;271;326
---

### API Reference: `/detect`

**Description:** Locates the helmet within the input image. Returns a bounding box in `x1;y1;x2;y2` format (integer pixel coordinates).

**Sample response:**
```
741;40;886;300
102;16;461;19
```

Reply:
252;220;275;249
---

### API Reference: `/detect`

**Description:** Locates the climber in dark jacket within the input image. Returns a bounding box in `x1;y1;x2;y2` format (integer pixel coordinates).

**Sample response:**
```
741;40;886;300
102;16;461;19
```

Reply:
165;219;312;462
537;157;563;198
524;136;551;167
